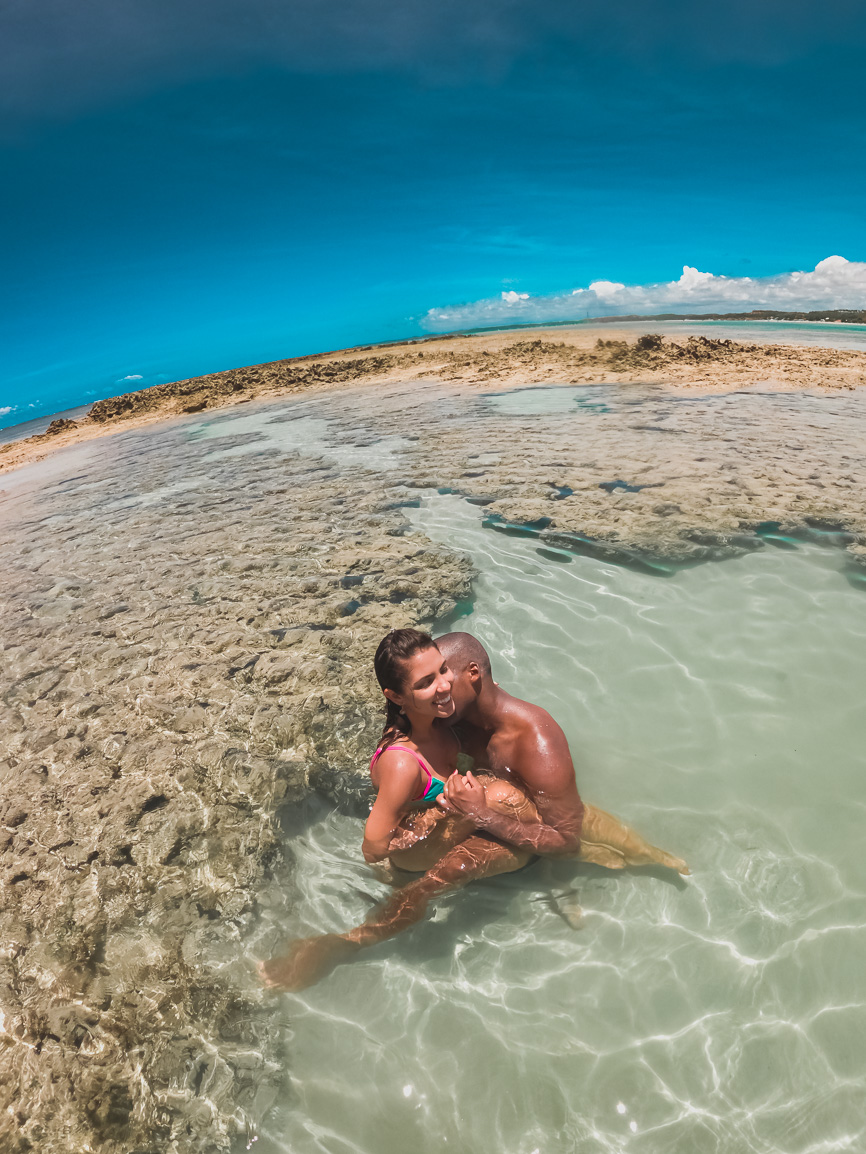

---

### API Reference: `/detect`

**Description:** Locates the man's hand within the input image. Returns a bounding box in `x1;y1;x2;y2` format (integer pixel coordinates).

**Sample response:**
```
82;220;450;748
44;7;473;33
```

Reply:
438;771;490;822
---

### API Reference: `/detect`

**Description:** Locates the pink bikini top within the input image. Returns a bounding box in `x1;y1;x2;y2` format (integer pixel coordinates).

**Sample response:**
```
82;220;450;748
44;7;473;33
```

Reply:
369;744;442;802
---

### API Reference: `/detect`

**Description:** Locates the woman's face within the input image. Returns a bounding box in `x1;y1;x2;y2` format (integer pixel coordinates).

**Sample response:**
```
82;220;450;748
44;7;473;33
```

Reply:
386;646;455;721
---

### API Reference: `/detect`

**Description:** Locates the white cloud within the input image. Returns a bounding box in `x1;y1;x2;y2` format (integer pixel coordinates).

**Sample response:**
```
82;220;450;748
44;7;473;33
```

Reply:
584;280;625;301
423;256;866;331
0;406;13;416
120;374;143;380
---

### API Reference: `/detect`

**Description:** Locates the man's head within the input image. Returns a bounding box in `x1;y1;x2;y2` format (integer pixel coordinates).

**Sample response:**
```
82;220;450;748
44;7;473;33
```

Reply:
435;632;492;719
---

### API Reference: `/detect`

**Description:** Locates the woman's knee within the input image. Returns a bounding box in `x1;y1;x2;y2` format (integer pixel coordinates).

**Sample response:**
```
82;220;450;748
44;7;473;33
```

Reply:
483;779;541;824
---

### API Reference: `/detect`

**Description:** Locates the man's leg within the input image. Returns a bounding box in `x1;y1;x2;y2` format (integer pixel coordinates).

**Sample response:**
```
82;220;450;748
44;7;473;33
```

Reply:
577;803;689;874
475;776;689;875
258;835;530;991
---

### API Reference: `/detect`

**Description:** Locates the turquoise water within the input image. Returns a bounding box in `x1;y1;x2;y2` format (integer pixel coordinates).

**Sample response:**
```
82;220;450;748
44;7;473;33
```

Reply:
483;385;613;415
260;493;866;1154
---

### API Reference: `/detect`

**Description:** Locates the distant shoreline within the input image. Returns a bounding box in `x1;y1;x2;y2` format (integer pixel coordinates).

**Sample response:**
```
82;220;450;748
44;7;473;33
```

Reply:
588;309;866;325
3;314;866;446
455;311;866;336
2;323;866;477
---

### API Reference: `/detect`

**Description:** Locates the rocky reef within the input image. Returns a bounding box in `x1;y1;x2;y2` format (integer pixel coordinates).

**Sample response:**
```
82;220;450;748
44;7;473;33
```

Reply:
3;328;866;478
0;418;471;1153
1;329;866;1152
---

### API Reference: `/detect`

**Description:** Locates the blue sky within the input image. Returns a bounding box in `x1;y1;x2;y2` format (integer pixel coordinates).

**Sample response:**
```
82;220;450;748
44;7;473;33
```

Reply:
2;0;865;428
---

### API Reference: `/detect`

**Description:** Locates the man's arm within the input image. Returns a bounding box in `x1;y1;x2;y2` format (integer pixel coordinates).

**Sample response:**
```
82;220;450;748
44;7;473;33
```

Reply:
438;722;584;855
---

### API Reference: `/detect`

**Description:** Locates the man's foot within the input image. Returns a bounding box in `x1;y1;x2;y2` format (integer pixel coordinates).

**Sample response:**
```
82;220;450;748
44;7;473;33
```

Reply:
580;804;690;875
257;934;360;992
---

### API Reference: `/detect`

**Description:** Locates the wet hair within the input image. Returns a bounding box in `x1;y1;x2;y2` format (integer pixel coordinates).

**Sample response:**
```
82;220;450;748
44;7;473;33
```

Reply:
435;631;492;677
373;628;439;752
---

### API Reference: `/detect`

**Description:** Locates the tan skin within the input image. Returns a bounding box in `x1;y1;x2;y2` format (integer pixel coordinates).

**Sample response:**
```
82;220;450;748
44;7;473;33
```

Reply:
432;633;687;874
361;646;539;873
258;644;534;991
435;664;585;856
258;637;687;991
361;647;465;865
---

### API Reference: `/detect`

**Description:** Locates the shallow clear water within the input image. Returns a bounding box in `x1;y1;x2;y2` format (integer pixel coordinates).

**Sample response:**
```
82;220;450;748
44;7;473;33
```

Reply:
3;380;865;1152
483;385;613;415
262;493;866;1154
185;408;411;468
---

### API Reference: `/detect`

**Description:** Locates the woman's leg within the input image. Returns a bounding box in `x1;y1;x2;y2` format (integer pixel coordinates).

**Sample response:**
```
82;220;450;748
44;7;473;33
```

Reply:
387;809;477;873
479;775;542;825
389;775;541;872
258;835;530;991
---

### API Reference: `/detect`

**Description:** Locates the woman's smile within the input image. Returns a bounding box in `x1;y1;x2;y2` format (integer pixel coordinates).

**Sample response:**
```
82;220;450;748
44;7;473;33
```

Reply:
433;691;454;714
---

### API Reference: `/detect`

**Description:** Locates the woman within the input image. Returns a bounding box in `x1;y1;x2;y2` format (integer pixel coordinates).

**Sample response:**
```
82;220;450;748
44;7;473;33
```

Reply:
258;630;540;992
363;627;540;873
258;627;683;990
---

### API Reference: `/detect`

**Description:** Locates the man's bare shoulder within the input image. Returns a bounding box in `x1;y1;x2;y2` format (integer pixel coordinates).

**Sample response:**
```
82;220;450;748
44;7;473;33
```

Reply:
499;692;568;747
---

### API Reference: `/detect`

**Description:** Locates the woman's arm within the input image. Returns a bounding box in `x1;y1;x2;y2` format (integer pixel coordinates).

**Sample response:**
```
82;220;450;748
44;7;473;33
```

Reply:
362;752;422;863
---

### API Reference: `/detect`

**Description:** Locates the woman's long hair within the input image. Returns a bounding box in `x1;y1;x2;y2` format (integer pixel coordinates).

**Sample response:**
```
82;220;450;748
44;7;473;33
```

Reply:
373;628;438;752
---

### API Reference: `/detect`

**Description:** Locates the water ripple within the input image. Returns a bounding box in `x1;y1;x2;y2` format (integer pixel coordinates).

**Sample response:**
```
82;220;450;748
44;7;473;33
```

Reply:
257;493;866;1154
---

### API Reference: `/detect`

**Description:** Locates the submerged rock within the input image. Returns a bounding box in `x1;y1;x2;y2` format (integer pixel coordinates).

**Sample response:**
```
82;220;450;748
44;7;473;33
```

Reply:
0;431;472;1154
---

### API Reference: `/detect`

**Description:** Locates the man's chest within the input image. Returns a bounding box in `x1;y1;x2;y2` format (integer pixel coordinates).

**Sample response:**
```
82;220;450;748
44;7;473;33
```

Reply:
456;725;527;786
482;736;527;786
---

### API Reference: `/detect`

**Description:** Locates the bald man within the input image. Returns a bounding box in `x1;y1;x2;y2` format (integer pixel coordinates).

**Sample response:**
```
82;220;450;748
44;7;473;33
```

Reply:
431;632;687;871
259;631;686;991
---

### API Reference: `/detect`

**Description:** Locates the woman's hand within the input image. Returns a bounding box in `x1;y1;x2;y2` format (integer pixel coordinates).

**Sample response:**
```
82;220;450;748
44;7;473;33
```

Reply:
437;771;490;822
362;838;388;864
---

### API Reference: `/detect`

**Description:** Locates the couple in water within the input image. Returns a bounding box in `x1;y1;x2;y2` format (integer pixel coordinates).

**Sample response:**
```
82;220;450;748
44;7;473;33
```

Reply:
260;628;688;990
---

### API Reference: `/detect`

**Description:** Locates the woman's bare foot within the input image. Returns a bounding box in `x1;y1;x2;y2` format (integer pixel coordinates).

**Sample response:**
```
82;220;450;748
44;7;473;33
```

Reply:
257;935;360;992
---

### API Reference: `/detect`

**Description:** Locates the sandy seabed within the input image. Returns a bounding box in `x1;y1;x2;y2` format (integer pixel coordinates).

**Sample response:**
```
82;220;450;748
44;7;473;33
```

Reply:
1;326;865;1153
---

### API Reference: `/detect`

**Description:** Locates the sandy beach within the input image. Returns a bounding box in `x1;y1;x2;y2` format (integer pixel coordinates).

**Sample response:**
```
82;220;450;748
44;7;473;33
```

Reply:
4;326;866;477
2;325;866;1153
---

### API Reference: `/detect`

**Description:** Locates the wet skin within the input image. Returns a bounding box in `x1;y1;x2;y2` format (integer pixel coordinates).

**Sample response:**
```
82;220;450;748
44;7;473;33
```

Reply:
258;782;536;994
258;636;687;992
431;633;688;874
361;646;460;866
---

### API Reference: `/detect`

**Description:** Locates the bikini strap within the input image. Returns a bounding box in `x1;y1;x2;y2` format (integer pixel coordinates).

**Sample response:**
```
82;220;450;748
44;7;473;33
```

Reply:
369;744;433;800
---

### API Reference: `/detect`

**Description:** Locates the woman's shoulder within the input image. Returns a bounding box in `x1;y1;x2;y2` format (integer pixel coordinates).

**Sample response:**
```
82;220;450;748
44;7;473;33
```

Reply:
371;744;425;797
374;743;427;780
373;742;425;774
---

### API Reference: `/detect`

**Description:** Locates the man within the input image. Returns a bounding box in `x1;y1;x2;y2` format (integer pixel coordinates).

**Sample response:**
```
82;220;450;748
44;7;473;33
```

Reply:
433;632;688;873
259;631;686;991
